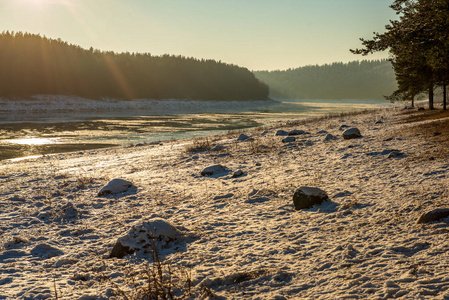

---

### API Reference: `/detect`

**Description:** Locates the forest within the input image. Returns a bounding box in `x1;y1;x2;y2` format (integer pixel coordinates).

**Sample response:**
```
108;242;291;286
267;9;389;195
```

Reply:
352;0;449;109
254;60;397;100
0;31;269;101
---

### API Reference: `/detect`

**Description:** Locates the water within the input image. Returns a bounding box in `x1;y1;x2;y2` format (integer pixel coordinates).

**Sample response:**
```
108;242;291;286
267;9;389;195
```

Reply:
0;98;390;161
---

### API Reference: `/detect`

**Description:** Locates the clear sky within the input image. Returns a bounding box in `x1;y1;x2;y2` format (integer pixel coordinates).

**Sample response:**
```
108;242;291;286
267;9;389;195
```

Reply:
0;0;397;70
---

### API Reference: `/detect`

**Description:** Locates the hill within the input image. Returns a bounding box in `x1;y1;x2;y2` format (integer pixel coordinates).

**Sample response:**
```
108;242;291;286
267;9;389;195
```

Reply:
254;60;397;100
0;31;269;101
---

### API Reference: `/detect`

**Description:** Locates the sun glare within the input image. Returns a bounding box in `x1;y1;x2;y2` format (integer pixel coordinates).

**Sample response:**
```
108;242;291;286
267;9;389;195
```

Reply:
17;0;56;9
6;138;59;145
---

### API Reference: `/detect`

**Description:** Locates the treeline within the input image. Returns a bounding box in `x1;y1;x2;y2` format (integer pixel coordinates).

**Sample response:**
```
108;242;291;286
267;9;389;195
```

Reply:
0;31;268;100
254;60;397;100
352;0;449;109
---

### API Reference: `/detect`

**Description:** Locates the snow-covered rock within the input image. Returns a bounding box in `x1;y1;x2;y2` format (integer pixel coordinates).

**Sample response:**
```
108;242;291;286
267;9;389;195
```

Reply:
30;243;64;259
109;218;182;258
293;187;329;210
288;129;307;136
98;179;134;196
201;165;226;176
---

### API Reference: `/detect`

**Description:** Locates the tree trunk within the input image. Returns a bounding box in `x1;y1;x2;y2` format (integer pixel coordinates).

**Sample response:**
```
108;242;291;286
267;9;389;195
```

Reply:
443;84;446;110
429;84;434;110
411;95;415;108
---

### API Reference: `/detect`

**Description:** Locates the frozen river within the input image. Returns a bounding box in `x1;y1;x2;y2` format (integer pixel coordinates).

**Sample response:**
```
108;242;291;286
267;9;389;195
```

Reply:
0;97;391;160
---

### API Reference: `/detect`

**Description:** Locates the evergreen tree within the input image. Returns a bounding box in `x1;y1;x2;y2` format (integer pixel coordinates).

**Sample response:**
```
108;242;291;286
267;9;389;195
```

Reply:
351;0;449;109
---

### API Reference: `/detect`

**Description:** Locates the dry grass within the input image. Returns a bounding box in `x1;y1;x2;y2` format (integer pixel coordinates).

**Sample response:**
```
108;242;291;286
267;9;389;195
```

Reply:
396;109;449;159
108;237;193;300
184;138;212;153
76;176;96;189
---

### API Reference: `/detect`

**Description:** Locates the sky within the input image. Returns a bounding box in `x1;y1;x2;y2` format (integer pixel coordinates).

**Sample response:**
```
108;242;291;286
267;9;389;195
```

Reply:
0;0;397;71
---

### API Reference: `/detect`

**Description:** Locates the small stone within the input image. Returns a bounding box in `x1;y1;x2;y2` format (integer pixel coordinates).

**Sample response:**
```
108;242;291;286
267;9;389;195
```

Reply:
275;130;288;136
343;128;362;140
232;170;244;178
213;193;234;200
416;208;449;224
211;144;224;151
293;187;329;210
282;136;296;143
288;129;307;136
385;280;398;288
387;150;404;158
109;241;132;259
324;134;337;142
237;133;252;141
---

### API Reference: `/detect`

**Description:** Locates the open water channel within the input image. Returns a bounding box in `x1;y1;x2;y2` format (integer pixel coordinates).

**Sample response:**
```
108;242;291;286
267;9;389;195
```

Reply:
0;98;391;161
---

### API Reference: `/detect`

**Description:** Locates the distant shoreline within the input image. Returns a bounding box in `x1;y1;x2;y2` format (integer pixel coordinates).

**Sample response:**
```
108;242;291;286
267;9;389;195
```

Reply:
0;95;278;114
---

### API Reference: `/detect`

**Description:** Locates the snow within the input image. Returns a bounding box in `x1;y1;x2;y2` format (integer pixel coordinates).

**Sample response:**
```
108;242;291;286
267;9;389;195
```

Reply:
1;107;449;299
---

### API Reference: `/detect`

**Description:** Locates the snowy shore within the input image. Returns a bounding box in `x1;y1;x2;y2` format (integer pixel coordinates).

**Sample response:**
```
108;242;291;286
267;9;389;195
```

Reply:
1;107;449;299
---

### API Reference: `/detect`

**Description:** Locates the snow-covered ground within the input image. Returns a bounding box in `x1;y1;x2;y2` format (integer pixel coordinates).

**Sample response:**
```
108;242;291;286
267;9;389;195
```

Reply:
1;107;449;299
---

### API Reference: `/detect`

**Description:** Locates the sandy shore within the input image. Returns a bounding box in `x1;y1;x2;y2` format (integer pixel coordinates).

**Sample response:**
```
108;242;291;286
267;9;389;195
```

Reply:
1;107;449;299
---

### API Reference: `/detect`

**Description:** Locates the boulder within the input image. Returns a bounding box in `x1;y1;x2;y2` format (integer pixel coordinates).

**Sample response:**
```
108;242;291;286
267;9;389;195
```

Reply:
201;164;226;176
275;130;288;136
293;187;329;210
342;128;362;140
282;137;296;143
98;179;134;196
288;129;307;136
110;218;182;258
416;208;449;224
339;125;350;130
